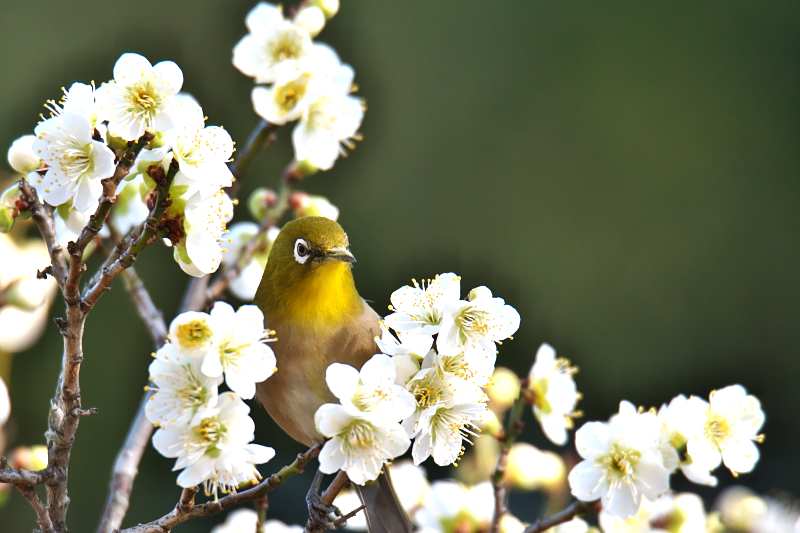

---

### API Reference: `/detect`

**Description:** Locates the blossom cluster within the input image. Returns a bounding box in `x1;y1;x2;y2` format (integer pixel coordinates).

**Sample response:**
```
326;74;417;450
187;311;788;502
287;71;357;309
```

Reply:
313;273;520;484
148;302;278;499
7;52;237;276
233;1;364;171
569;385;765;520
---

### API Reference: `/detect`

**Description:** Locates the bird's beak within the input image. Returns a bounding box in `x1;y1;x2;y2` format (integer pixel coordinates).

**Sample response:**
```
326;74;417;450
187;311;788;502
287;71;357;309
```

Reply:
322;246;356;263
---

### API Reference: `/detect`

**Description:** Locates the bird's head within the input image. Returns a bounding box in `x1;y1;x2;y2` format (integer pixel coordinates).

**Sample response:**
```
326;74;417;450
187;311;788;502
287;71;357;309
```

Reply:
255;216;362;326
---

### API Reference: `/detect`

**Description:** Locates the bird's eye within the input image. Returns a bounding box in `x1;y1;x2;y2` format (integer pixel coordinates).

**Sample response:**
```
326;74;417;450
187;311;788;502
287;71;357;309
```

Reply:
294;238;311;264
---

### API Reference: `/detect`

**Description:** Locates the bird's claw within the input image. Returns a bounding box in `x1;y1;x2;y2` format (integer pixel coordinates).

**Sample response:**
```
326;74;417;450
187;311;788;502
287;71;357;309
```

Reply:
306;491;343;531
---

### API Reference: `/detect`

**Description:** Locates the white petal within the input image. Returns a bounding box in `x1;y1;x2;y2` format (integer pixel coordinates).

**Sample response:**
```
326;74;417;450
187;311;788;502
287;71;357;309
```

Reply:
359;354;395;386
318;438;345;474
574;422;609;459
325;363;360;401
568;461;604;502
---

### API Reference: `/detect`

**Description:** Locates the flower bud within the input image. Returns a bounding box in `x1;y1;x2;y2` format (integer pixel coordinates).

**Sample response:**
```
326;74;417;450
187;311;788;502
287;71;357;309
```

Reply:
485;366;520;414
289;192;339;221
468;286;492;301
247;187;278;221
294;6;326;37
284;159;319;181
310;0;339;19
476;408;503;438
0;205;14;233
716;486;766;531
9;444;48;471
7;135;42;174
504;442;566;492
499;514;525;533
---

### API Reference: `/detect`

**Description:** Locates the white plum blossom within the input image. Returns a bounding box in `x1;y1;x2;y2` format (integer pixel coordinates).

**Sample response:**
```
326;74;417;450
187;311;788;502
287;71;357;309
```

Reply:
200;301;276;400
7;135;42;174
32;111;115;210
211;509;304;533
0;376;9;427
598;492;706;533
527;343;581;446
677;385;764;480
569;401;675;519
657;394;718;486
374;325;433;386
415;481;505;533
175;190;233;276
404;357;487;466
97;53;183;141
252;44;344;126
325;354;416;422
0;234;57;353
152;392;275;499
233;2;314;84
390;459;430;514
314;403;410;485
45;82;98;125
146;357;222;427
436;286;520;371
384;273;461;335
160;310;215;361
167;95;234;196
292;64;364;170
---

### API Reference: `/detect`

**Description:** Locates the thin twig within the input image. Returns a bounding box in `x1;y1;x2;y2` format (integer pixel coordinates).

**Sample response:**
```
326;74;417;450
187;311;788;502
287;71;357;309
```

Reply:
17;484;56;533
226;119;279;200
113;443;324;533
523;500;601;533
97;267;168;533
17;180;67;290
332;505;365;528
490;391;527;533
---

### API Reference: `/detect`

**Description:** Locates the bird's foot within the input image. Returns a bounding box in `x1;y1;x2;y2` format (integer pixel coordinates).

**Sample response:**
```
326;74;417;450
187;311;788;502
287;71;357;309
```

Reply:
306;491;343;532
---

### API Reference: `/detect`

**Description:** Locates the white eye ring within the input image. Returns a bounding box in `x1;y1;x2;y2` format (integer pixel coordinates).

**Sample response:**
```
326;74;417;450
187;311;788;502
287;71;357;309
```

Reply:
294;238;311;264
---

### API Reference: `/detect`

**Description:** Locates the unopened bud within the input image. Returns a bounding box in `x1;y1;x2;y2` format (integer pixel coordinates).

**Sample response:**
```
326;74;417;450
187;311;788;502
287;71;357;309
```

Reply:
717;486;766;531
294;6;326;36
505;442;566;492
7;135;42;174
310;0;339;19
284;159;319;182
468;286;492;301
9;444;48;471
290;192;339;221
476;408;503;438
0;205;14;233
247;187;278;221
499;515;525;533
486;367;520;414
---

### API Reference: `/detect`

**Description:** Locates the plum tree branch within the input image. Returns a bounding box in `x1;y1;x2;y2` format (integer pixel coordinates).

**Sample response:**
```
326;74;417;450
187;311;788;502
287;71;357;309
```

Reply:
17;180;67;290
490;389;527;533
97;266;168;533
523;500;601;533
113;443;324;533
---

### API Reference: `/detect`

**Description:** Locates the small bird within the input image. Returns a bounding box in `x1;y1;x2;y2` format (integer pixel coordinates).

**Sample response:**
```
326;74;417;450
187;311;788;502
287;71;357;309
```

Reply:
254;216;411;533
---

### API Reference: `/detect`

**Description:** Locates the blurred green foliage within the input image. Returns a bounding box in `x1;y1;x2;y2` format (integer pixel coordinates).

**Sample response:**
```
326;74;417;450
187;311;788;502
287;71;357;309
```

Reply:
1;0;798;530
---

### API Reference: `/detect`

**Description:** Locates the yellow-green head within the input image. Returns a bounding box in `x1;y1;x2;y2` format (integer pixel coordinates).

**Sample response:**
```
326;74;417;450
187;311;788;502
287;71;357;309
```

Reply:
254;217;363;328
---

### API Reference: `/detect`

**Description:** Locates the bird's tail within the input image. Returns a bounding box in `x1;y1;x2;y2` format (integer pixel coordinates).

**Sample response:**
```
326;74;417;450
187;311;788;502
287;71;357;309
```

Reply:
354;466;412;533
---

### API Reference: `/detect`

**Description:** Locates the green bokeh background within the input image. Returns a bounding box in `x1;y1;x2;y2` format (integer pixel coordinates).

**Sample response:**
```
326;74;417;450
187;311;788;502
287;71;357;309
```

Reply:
1;0;799;530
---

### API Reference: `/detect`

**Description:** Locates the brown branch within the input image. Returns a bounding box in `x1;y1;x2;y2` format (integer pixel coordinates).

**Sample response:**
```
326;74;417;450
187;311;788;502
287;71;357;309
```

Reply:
226;119;279;200
523;500;600;533
0;466;48;485
319;471;349;509
490;392;527;533
97;267;168;533
332;505;365;528
114;443;324;533
17;484;56;533
17;180;67;290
